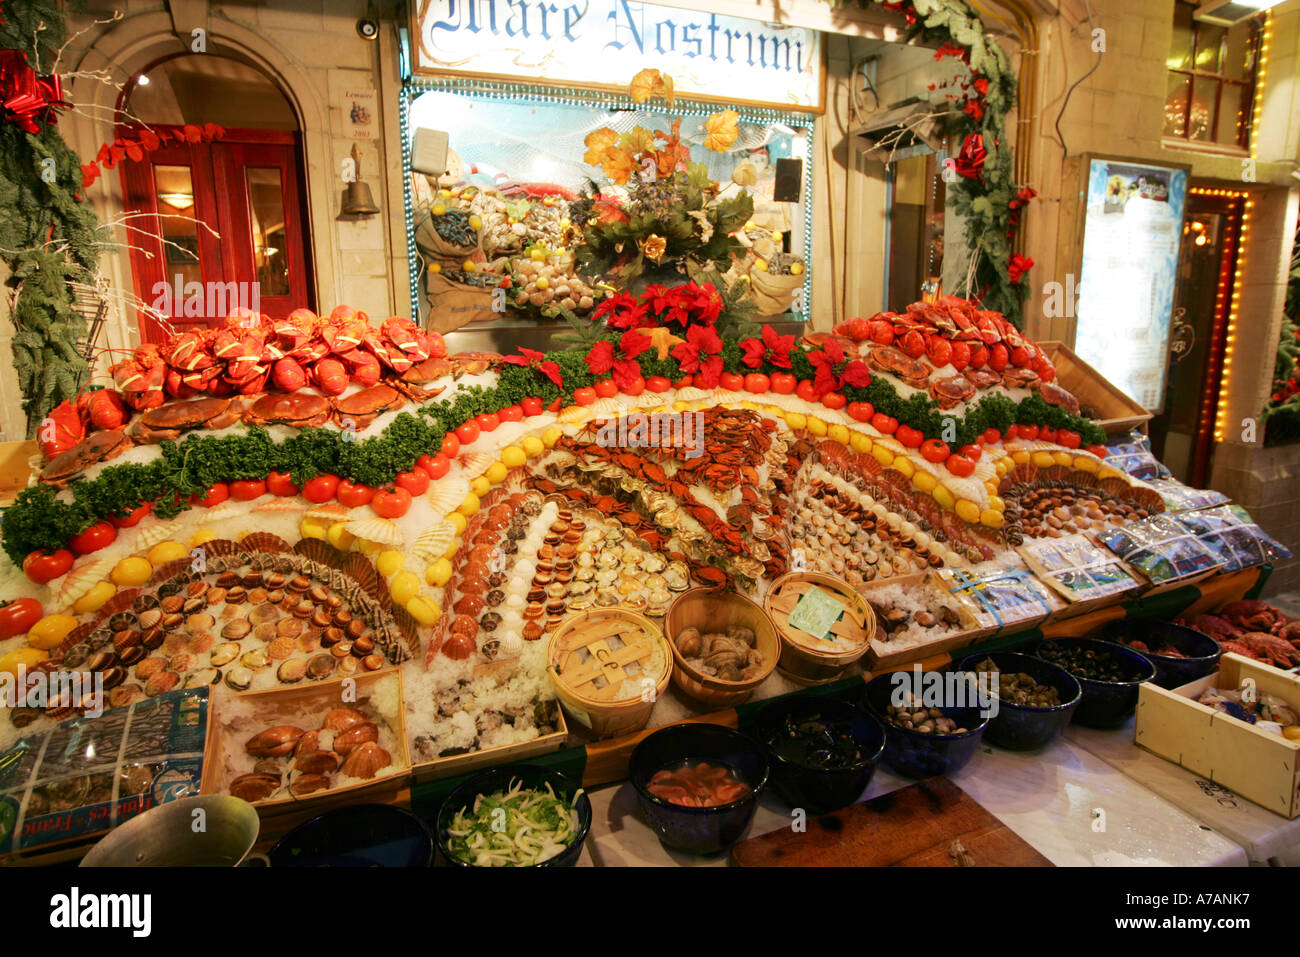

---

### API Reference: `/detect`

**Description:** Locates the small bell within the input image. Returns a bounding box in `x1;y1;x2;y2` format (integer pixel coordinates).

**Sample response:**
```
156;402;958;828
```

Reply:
340;144;379;217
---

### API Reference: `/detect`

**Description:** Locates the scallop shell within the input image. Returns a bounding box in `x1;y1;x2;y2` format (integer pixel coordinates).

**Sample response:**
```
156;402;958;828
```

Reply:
133;520;183;551
241;532;292;553
457;451;496;479
202;502;243;524
590;396;626;418
295;537;345;569
708;389;747;408
426;478;470;516
305;503;352;522
557;404;593;424
672;386;710;403
1098;476;1132;497
345;518;404;548
411;521;458;563
55;559;112;609
253;499;307;513
340;553;380;597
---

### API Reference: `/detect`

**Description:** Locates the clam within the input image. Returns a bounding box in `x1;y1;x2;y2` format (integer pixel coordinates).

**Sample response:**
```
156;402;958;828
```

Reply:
276;658;307;683
225;667;253;691
340;742;391;780
306;655;336;680
244;725;305;757
294;750;339;774
289;774;331;797
241;649;270;670
184;667;221;688
229;772;279;803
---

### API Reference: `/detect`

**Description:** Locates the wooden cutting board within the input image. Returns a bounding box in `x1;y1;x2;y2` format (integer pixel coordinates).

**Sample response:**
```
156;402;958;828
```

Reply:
731;777;1052;867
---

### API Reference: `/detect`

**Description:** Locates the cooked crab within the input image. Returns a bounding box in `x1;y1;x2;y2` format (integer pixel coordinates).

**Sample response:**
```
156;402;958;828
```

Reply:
243;392;332;429
332;383;405;429
130;396;244;443
866;346;932;390
929;374;977;410
1032;380;1081;416
40;430;132;487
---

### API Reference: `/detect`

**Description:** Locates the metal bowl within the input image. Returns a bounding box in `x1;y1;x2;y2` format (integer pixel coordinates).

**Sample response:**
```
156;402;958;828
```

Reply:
79;795;260;867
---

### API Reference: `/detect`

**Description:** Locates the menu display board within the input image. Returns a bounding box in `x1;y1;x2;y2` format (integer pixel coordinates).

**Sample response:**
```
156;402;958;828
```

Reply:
1075;158;1189;413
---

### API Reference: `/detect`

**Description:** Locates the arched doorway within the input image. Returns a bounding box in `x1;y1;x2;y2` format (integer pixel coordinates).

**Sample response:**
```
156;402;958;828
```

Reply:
118;53;315;341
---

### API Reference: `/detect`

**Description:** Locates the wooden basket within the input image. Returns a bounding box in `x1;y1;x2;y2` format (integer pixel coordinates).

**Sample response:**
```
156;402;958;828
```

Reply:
1039;341;1152;436
547;608;671;740
199;670;409;810
763;572;875;685
663;588;779;707
861;572;993;670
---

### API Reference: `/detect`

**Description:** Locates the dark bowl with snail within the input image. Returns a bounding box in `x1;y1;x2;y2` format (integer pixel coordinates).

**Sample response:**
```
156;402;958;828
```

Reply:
955;652;1082;751
1034;637;1157;729
1099;620;1221;689
861;673;990;779
752;695;884;814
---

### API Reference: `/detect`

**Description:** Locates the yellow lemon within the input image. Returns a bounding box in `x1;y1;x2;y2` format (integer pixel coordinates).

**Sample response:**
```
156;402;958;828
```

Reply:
457;492;481;517
1052;451;1074;467
754;259;768;272
933;485;956;510
377;550;404;579
432;202;446;215
299;517;328;540
27;614;78;650
468;214;482;230
912;470;938;493
955;499;982;524
827;424;850;445
872;445;894;468
501;446;527;468
355;539;384;556
429;262;442;274
1073;455;1100;474
448;511;468;535
530;247;547;262
0;647;47;677
1031;451;1056;469
1099;466;1124;480
892;457;915;480
850;432;873;454
542;427;563;448
406;596;441;627
462;260;477;273
469;476;491;498
806;416;828;437
111;556;153;587
326;523;356;551
995;458;1010;476
443;540;460;561
1282;726;1300;743
790;261;804;275
72;581;116;615
390;571;421;606
425;558;453;587
485;462;509;485
1011;450;1031;465
987;495;1005;511
785;412;807;431
190;528;219;548
521;436;545;458
535;276;549;290
980;509;1006;529
672;400;691;413
147;541;189;567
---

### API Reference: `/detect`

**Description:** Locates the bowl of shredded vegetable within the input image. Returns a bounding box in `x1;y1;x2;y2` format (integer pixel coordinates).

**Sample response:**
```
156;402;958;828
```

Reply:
435;764;592;867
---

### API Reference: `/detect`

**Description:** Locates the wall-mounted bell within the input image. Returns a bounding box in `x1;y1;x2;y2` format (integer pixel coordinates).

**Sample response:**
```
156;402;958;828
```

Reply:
340;144;380;217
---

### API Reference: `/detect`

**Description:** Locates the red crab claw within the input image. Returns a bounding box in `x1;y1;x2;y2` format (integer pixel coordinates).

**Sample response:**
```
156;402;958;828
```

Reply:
165;368;199;399
382;316;429;360
38;399;86;459
286;307;318;324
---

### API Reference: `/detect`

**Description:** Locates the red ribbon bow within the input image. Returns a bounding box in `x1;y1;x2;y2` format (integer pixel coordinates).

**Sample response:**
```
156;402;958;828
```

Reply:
0;50;68;134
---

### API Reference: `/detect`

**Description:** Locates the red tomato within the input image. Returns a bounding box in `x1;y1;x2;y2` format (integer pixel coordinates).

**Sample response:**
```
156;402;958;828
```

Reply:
454;420;481;445
821;392;847;411
1086;444;1108;458
622;375;646;397
770;373;797;395
871;413;898;435
895;425;924;449
673;375;693;389
719;372;745;391
795;380;818;402
371;487;412;519
945;454;976;478
1017;424;1039;441
520;397;544;417
1057;429;1082;450
108;501;152;528
23;549;74;584
981;428;1002;446
336;479;374;508
395;469;430;496
267;471;299;496
0;597;42;639
572;387;597;406
192;482;229;508
302;474;340;504
1004;424;1020;441
594;379;618;399
921;439;950;463
498;405;524;423
847;401;874;422
958;444;983;462
230;479;267;501
68;521;116;556
1039;426;1058;443
645;376;672;393
420;453;450;480
474;412;500;433
440;432;461;459
743;373;770;394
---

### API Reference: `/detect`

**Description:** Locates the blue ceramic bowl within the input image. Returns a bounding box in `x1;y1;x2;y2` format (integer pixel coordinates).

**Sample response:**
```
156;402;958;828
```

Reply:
268;804;433;867
861;672;989;779
955;652;1083;751
629;723;769;855
754;696;885;814
1100;620;1222;689
435;764;592;867
1034;637;1157;729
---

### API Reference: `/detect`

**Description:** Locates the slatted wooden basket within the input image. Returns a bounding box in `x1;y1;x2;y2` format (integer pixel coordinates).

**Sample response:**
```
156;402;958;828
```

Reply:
547;608;672;740
764;572;876;685
664;588;779;707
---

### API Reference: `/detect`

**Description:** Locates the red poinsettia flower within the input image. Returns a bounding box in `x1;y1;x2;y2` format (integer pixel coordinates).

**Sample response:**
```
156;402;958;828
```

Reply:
620;328;652;360
671;323;724;387
806;339;847;396
841;359;873;389
739;324;796;369
585;340;616;376
1008;254;1035;284
502;345;563;388
594;291;652;330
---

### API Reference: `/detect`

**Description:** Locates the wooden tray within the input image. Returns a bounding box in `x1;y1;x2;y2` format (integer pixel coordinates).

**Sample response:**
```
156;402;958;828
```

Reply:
1039;340;1152;436
0;439;36;505
731;776;1052;867
410;700;569;784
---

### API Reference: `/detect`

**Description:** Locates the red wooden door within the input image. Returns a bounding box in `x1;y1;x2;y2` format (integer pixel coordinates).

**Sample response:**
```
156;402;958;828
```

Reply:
120;128;314;342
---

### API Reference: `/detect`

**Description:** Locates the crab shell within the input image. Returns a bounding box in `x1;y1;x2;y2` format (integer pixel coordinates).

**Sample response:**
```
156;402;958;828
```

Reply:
130;396;243;443
332;383;404;429
243;392;332;428
40;429;131;486
929;374;977;410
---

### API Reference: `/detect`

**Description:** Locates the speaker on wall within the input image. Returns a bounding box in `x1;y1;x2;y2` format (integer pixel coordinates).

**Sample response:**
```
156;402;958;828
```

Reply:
773;158;803;203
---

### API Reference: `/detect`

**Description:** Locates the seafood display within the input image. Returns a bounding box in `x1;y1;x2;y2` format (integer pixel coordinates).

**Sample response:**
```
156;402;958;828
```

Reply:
969;657;1061;707
1018;536;1141;604
864;578;970;647
765;712;866;770
1195;686;1300;738
882;693;970;735
646;761;752;807
1179;601;1300;670
1037;643;1141;683
673;625;764;682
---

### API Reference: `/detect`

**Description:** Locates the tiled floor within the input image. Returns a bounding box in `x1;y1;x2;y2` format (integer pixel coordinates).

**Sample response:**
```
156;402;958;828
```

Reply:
1270;590;1300;620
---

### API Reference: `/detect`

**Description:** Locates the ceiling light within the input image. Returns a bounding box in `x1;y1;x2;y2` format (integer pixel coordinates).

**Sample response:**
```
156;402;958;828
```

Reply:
158;192;194;210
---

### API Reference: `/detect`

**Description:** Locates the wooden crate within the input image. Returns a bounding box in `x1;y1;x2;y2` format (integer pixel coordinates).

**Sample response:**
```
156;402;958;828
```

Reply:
1039;341;1152;436
199;670;410;809
410;702;570;785
0;440;36;505
1135;653;1300;819
861;572;995;670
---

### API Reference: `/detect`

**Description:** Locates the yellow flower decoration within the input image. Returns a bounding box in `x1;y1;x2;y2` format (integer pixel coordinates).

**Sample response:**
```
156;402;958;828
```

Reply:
704;109;740;153
583;128;619;167
620;126;657;158
629;68;675;106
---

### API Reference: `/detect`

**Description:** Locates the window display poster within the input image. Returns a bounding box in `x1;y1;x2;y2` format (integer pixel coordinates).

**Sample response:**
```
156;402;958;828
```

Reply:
413;0;821;109
1075;159;1188;413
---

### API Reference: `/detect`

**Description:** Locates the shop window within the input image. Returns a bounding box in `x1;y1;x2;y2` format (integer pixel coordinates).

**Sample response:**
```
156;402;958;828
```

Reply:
1163;1;1261;150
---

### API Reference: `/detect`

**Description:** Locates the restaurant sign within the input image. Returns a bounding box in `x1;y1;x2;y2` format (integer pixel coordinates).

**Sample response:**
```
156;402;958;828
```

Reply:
412;0;822;110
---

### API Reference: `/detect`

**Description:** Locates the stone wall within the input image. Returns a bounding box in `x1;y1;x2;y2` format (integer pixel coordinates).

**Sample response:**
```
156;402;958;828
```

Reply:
1210;442;1300;596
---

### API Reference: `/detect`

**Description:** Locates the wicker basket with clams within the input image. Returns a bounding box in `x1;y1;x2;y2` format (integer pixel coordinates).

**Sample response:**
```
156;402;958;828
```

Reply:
665;588;779;707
